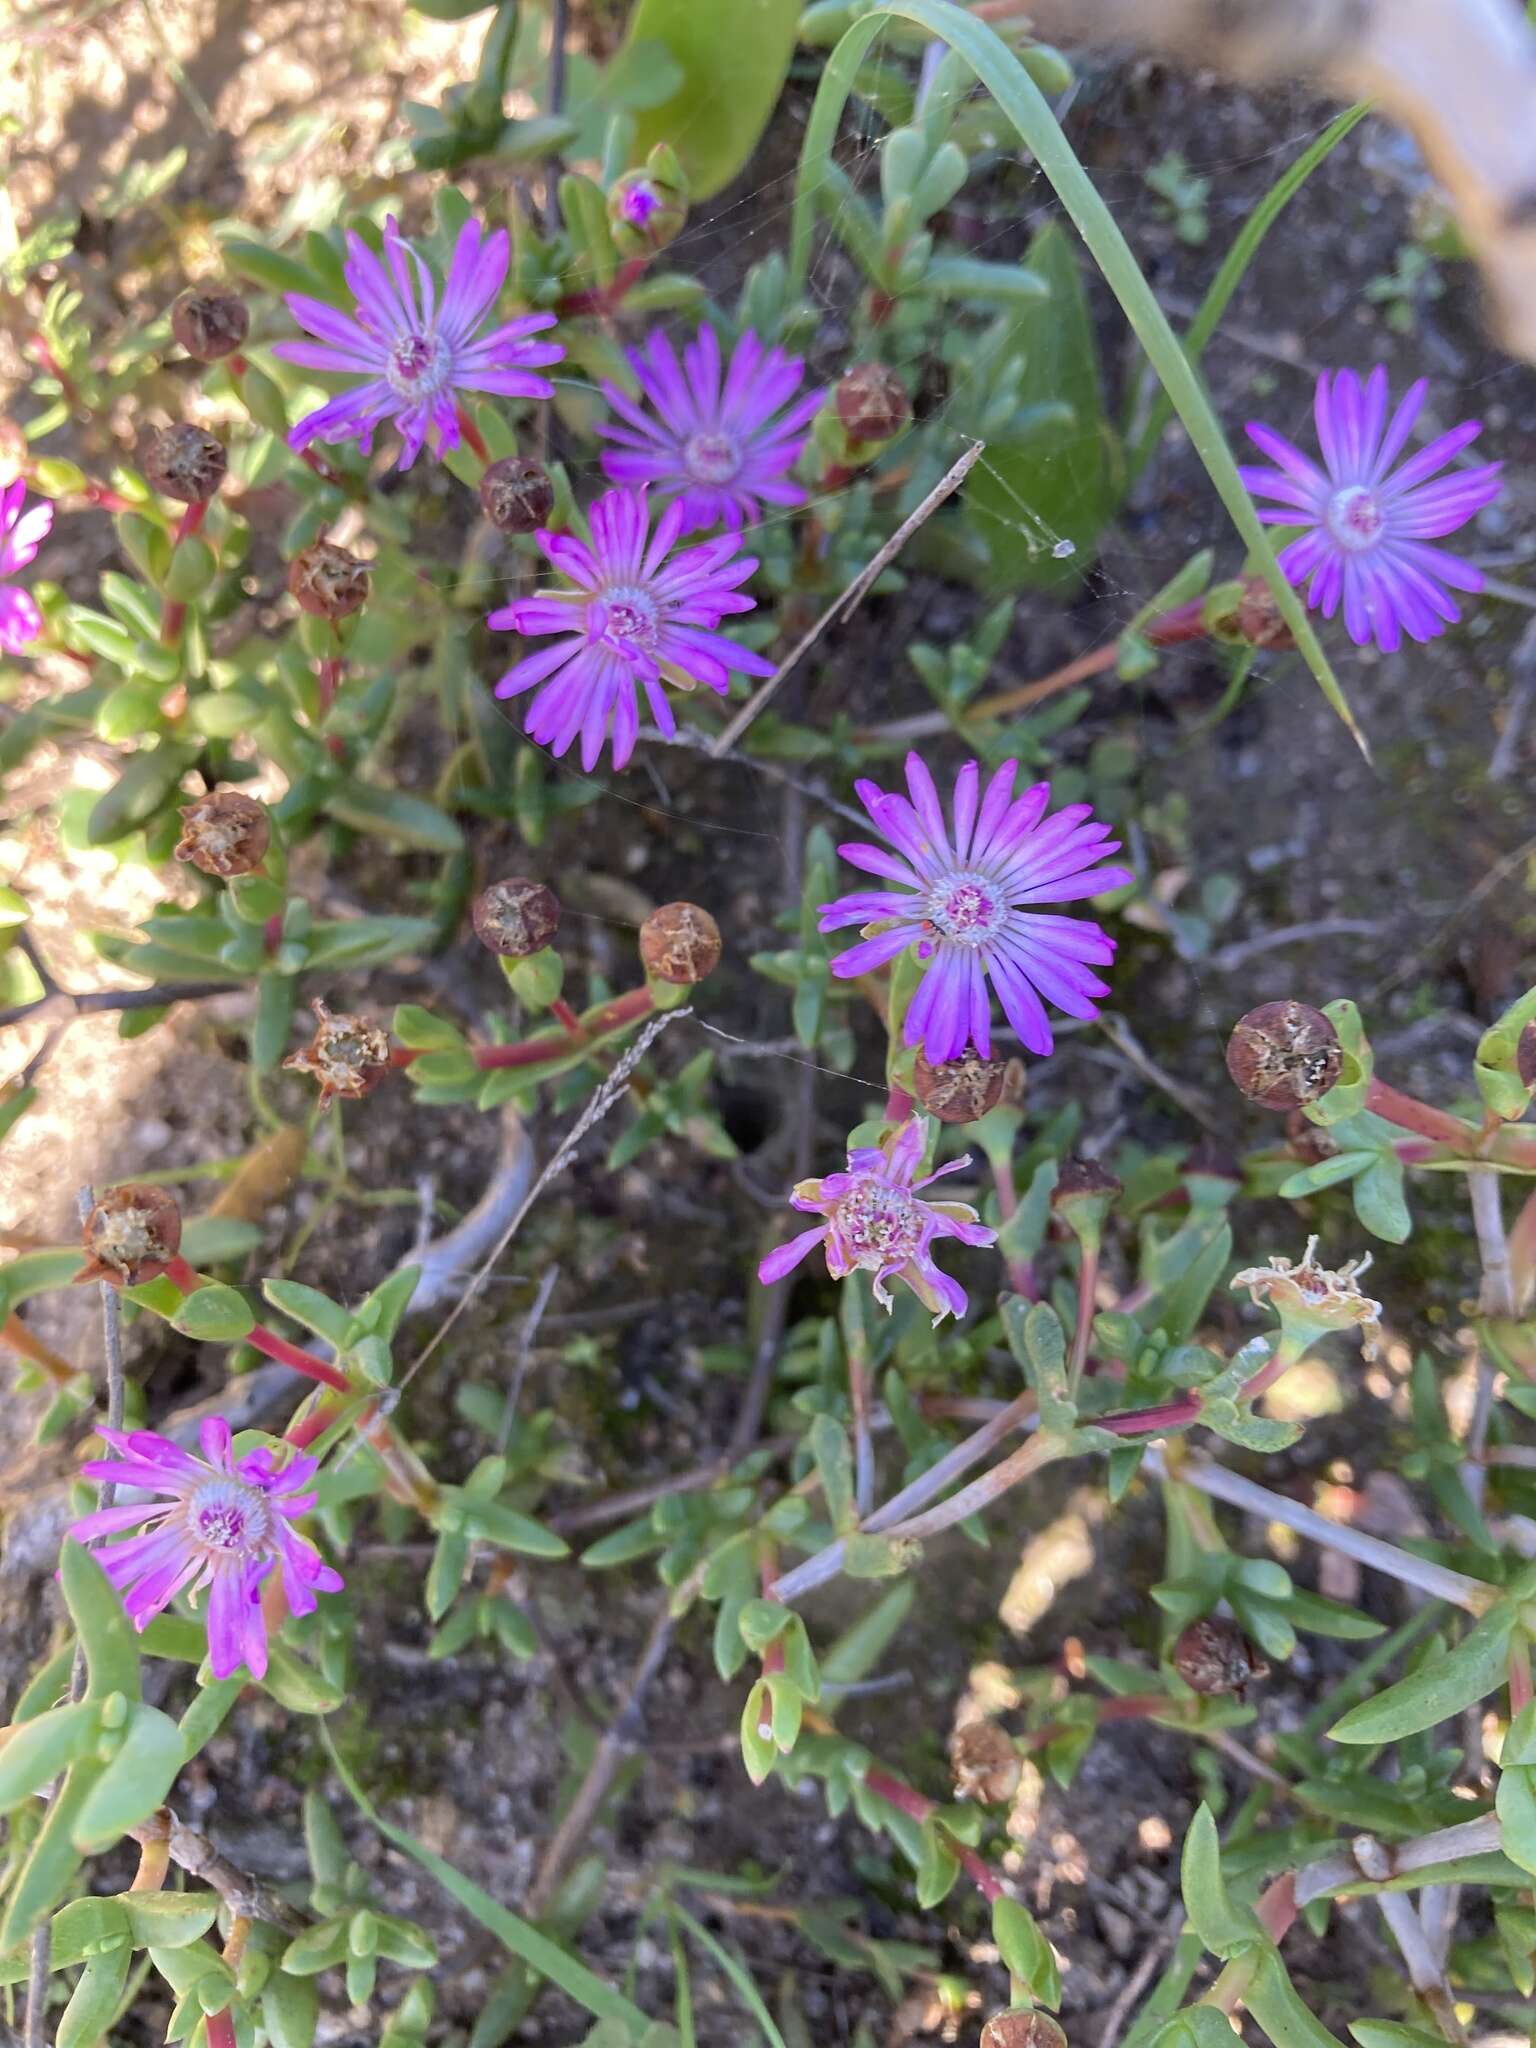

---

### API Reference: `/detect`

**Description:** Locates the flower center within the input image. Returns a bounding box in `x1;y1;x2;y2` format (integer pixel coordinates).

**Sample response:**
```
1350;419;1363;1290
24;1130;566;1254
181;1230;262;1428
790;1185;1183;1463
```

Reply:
924;871;1004;946
590;585;660;659
684;430;741;486
188;1477;269;1556
1324;483;1385;553
832;1175;925;1269
387;331;448;397
622;183;661;225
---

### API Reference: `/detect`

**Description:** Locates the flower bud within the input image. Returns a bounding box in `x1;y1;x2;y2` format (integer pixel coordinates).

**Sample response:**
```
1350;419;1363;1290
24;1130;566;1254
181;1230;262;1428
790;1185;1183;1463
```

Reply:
1519;1023;1536;1094
174;789;271;878
478;456;555;535
609;145;688;256
640;902;721;985
141;424;227;505
288;540;370;620
170;290;250;362
912;1049;1009;1124
78;1185;182;1287
472;878;561;958
1225;1001;1341;1112
981;2014;1068;2048
949;1720;1022;1805
284;999;392;1110
835;363;911;444
1050;1157;1121;1252
1172;1616;1268;1698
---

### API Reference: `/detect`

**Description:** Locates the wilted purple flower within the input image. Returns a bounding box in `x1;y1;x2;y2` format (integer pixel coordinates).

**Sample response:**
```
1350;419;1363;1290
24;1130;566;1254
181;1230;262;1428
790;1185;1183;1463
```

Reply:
276;216;563;471
489;485;773;771
820;754;1130;1063
0;480;53;653
597;327;823;534
1241;368;1502;652
70;1418;342;1681
758;1117;995;1323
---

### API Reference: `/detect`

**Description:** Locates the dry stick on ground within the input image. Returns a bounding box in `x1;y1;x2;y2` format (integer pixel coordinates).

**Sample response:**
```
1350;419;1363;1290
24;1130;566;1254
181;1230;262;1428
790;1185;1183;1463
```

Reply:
1018;0;1536;363
707;439;985;758
125;1811;306;1934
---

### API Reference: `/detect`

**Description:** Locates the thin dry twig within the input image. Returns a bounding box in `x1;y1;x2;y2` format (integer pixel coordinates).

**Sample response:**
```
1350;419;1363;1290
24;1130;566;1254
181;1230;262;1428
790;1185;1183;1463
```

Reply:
707;440;985;757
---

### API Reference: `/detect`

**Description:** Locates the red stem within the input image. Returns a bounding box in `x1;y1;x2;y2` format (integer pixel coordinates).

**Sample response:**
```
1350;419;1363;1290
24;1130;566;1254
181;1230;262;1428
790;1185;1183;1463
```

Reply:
316;656;342;719
556;256;649;317
455;408;491;466
158;501;208;648
206;2013;238;2048
863;1766;1005;1903
884;1081;914;1123
1256;1871;1298;1944
164;1257;351;1393
466;985;656;1069
1364;1077;1479;1150
551;997;584;1039
1512;1639;1534;1716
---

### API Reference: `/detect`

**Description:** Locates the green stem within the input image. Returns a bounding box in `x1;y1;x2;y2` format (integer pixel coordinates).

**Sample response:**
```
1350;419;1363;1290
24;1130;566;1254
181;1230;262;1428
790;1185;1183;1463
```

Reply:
788;0;1366;754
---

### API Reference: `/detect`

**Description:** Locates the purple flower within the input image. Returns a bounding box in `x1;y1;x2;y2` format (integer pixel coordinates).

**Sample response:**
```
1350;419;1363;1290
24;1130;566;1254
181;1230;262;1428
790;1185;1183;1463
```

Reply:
757;1117;995;1323
819;753;1131;1064
597;327;823;534
275;216;563;471
1241;368;1502;652
0;480;53;653
489;485;774;771
69;1418;343;1681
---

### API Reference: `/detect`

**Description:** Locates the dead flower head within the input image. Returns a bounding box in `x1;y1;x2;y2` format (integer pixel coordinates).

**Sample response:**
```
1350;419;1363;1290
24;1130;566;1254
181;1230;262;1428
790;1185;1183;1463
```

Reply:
284;999;392;1109
1232;1236;1382;1358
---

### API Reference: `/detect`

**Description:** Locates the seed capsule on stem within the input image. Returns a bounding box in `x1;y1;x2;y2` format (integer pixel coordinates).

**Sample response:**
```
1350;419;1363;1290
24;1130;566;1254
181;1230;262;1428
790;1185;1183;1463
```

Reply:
981;2014;1068;2048
170;290;250;362
174;789;270;878
472;878;561;959
283;999;392;1110
835;363;911;445
949;1719;1022;1805
640;902;721;986
478;456;555;534
288;540;370;620
1225;1001;1341;1111
77;1185;183;1287
1172;1615;1268;1698
141;424;227;505
912;1049;1012;1124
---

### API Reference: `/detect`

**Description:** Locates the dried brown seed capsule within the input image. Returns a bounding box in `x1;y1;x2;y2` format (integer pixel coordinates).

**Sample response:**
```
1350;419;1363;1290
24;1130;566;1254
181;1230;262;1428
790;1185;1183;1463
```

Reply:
949;1720;1022;1805
284;999;392;1110
835;363;911;444
1519;1023;1536;1093
78;1185;183;1288
141;424;228;504
1172;1616;1269;1698
912;1049;1009;1124
174;789;271;878
288;540;370;620
479;455;556;535
1225;1001;1342;1111
981;2013;1068;2048
1235;576;1295;651
472;878;561;959
640;902;721;985
1051;1156;1123;1206
1284;1108;1339;1167
171;290;250;362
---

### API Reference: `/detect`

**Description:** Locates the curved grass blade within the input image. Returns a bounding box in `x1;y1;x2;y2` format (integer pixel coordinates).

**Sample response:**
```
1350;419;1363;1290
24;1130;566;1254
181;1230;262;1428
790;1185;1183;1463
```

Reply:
788;0;1369;757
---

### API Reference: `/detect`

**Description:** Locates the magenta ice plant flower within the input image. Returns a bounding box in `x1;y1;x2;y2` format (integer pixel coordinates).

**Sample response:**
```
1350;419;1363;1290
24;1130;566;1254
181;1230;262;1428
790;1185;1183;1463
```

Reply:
597;326;823;533
819;753;1131;1063
0;480;53;653
69;1418;343;1681
489;484;774;771
276;216;563;471
1241;368;1502;652
759;1117;995;1322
